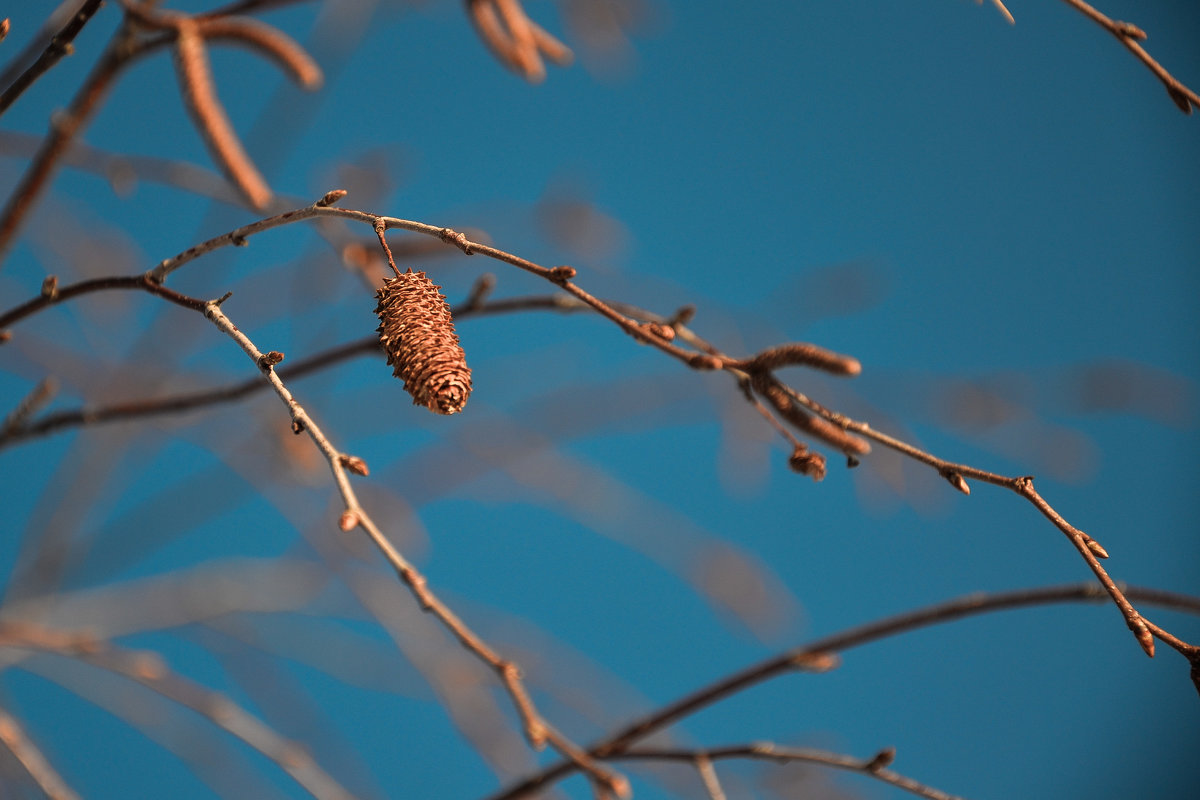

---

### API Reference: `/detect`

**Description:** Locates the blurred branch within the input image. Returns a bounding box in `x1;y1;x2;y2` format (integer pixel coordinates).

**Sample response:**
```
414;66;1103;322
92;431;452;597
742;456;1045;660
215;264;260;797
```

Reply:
488;582;1200;799
1;627;356;800
466;0;573;83
0;705;80;800
0;0;106;118
620;743;956;800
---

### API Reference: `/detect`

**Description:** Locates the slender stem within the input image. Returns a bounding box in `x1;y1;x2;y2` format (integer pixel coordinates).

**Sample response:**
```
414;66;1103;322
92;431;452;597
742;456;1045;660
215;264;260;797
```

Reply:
0;0;108;118
485;582;1200;800
620;743;959;800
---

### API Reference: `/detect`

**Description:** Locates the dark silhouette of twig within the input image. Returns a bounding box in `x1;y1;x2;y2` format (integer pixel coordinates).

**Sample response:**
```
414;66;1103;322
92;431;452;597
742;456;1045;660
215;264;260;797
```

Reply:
485;582;1200;800
0;0;107;117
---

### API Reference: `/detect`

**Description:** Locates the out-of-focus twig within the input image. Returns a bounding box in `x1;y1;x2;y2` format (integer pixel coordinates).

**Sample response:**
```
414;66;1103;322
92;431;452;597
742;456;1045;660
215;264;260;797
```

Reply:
1;627;356;800
1;377;57;438
0;705;80;800
466;0;573;83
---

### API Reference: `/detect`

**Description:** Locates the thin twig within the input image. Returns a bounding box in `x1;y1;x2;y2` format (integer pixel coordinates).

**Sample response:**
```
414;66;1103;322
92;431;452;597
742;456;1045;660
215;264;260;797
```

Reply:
1058;0;1198;113
200;298;628;798
620;743;958;800
0;21;159;264
2;194;1192;664
0;706;81;800
0;0;107;117
1;377;58;438
485;582;1200;800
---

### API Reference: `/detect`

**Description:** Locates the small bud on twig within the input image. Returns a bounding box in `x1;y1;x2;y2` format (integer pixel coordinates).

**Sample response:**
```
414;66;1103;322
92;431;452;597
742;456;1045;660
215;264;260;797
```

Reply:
1084;537;1109;559
340;454;370;476
338;510;358;531
258;350;284;369
40;275;58;299
316;189;347;207
291;419;305;435
944;471;971;495
376;270;472;415
865;747;896;771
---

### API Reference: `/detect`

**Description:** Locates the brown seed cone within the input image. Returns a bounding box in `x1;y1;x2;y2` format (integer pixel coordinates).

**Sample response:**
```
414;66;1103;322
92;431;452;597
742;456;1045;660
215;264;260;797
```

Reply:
375;270;472;415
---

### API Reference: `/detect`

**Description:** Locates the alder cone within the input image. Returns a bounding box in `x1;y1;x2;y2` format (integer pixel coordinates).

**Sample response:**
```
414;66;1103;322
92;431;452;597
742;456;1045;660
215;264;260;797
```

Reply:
375;270;472;415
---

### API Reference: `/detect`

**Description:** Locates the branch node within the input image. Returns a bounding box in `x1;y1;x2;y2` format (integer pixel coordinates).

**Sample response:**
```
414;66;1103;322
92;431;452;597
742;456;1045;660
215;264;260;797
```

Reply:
790;650;840;672
1113;20;1147;40
257;350;284;370
439;227;474;254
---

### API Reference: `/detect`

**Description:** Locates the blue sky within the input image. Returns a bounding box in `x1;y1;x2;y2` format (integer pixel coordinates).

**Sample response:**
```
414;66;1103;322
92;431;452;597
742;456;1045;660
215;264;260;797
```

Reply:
0;1;1197;799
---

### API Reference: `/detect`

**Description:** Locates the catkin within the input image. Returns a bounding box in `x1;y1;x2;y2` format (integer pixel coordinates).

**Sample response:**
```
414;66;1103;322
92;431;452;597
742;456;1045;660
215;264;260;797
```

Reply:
375;270;472;415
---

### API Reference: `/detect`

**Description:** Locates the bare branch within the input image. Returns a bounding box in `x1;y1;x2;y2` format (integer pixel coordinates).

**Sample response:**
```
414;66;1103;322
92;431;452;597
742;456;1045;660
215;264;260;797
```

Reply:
0;0;106;118
486;582;1200;800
